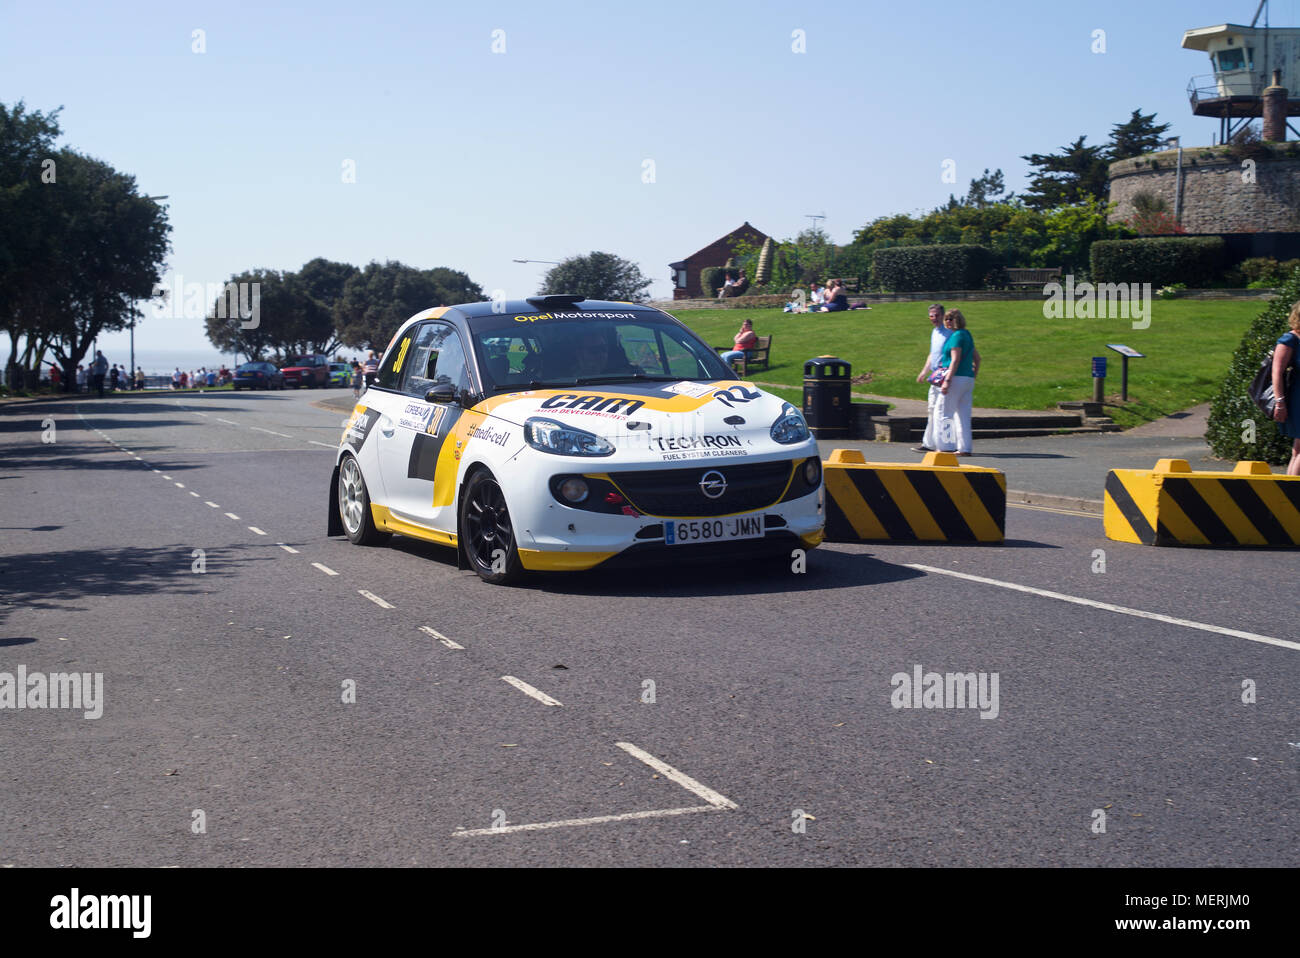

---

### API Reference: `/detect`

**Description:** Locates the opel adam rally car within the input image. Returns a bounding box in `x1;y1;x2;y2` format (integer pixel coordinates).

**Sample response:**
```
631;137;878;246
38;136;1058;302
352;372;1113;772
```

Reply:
327;295;824;584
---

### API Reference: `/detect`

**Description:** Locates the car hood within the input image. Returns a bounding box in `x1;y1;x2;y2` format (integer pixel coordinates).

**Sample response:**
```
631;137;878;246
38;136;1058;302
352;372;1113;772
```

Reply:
476;379;808;464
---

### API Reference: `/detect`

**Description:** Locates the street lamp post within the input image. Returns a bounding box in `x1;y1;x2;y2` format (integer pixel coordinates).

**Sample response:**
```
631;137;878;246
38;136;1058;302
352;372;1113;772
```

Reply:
133;195;169;382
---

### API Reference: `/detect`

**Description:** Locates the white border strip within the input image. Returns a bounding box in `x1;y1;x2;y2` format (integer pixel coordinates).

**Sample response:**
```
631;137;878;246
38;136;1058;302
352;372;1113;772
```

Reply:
616;742;738;809
453;805;720;837
905;563;1300;652
501;675;563;706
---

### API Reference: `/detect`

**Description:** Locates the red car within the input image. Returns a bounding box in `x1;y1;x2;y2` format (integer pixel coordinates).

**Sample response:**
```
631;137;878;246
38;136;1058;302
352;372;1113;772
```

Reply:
280;354;330;388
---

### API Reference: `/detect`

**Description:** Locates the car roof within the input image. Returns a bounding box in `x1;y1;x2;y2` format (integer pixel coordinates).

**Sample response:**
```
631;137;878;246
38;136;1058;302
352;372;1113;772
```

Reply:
404;297;671;331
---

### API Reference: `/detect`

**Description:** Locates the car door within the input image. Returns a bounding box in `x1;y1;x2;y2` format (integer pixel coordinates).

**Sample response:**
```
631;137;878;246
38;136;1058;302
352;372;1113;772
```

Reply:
374;321;473;532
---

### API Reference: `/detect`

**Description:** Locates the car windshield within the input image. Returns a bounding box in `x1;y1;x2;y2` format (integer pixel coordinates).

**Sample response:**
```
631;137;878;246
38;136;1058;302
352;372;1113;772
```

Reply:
469;311;732;390
237;363;263;372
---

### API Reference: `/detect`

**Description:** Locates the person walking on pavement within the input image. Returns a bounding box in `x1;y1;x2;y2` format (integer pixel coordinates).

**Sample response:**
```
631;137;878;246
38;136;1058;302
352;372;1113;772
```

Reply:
914;303;951;452
91;351;108;397
363;350;380;387
934;309;980;456
1271;301;1300;476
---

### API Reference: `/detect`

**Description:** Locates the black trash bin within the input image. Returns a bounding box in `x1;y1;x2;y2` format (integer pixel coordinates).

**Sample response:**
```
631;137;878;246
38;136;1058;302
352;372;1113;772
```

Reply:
803;356;851;439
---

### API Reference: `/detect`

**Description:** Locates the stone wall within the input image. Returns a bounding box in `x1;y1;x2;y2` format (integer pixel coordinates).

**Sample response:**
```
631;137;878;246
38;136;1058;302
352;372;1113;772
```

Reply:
1108;144;1300;233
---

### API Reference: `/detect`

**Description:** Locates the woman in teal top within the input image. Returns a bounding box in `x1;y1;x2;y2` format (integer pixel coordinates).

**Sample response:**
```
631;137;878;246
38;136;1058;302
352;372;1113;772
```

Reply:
936;309;980;455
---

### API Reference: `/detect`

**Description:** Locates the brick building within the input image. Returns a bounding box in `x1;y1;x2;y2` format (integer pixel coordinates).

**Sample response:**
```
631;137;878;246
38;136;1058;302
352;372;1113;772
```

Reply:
668;222;770;300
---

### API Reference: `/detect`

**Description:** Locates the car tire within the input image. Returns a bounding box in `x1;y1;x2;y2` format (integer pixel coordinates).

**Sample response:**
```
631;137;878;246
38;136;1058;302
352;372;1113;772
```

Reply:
338;454;390;546
459;468;523;585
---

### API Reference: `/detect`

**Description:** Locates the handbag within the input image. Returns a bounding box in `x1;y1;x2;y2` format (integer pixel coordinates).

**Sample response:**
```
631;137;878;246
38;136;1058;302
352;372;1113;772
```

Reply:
1249;334;1296;417
928;367;948;386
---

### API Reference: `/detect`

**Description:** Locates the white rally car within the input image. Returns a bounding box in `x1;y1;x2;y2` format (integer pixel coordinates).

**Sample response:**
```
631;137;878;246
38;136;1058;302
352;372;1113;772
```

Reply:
327;295;824;583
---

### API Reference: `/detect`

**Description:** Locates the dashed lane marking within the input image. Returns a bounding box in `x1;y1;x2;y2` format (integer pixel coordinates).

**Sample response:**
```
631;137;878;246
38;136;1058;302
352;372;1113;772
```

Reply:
500;676;563;707
174;482;185;488
248;526;267;536
205;501;220;508
905;564;1300;653
216;418;238;425
358;590;394;609
312;563;338;576
278;544;300;554
224;512;241;520
419;625;463;650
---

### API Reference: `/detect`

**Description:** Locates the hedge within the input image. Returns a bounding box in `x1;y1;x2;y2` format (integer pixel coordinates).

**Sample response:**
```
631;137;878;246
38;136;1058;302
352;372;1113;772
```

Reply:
871;244;993;292
1090;237;1226;287
699;266;727;297
1206;267;1300;465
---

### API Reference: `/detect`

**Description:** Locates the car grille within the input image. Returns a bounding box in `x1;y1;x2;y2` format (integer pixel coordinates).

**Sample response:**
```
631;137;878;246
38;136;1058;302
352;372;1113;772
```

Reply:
608;461;794;517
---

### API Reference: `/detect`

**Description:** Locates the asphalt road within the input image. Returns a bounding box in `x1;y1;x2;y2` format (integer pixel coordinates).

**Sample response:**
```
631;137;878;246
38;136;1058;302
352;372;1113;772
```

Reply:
1;389;1296;867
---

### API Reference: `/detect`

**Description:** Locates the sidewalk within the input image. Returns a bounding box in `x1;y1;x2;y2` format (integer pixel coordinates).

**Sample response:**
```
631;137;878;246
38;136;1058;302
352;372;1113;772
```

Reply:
816;404;1232;512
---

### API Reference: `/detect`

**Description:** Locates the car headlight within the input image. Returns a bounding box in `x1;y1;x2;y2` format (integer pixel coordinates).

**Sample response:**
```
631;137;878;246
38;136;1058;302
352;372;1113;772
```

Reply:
770;403;811;444
524;417;615;457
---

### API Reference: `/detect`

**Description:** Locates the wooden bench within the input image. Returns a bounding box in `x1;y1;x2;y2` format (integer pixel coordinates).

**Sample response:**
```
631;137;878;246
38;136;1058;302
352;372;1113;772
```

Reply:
1005;267;1061;288
714;335;772;376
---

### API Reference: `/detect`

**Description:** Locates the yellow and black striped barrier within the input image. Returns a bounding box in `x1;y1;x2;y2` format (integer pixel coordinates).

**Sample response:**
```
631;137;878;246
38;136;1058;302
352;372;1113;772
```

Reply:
1105;458;1300;547
823;449;1006;543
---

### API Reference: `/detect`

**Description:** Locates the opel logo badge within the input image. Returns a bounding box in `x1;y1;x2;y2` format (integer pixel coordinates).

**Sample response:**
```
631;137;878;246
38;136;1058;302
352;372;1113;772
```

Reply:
699;470;727;499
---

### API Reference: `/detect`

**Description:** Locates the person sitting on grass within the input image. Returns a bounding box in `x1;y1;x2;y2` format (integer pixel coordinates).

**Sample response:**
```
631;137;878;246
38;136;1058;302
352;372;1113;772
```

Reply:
819;280;848;312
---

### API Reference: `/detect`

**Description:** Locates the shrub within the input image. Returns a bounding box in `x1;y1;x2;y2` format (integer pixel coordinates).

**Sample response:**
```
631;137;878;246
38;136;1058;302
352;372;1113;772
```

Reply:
699;266;726;297
1239;257;1300;286
1206;267;1300;464
1090;237;1225;287
871;244;994;292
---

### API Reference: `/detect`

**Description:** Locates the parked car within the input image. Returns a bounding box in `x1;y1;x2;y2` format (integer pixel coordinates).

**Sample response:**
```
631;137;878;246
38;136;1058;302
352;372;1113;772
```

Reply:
328;362;351;387
281;354;330;388
232;361;285;390
327;295;824;584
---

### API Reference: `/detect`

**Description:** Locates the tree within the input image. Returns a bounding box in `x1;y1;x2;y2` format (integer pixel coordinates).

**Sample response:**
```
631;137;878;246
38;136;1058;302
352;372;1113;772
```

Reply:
1021;136;1110;211
1108;109;1172;161
42;149;170;383
540;251;651;302
334;260;483;351
204;269;294;362
0;101;63;383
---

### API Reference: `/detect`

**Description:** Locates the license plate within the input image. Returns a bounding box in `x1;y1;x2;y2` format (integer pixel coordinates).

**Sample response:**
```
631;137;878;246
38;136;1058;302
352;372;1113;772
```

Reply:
664;515;765;545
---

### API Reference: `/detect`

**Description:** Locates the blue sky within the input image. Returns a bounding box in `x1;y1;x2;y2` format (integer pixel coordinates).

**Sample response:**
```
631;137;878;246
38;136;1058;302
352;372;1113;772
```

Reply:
4;0;1297;354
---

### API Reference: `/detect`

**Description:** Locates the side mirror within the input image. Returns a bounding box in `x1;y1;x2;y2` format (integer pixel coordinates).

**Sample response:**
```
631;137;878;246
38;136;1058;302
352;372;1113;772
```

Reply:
426;383;457;404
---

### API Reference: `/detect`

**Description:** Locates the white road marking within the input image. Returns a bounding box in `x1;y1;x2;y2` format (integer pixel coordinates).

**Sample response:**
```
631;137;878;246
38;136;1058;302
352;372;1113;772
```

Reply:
162;475;172;480
153;469;161;474
309;440;336;448
500;675;563;706
312;562;338;576
224;512;241;520
174;482;185;488
905;564;1300;653
189;492;200;497
358;589;394;609
250;426;292;439
216;418;238;426
1007;502;1100;518
277;543;300;554
419;625;463;650
205;501;220;508
615;742;738;809
248;526;267;536
453;805;722;837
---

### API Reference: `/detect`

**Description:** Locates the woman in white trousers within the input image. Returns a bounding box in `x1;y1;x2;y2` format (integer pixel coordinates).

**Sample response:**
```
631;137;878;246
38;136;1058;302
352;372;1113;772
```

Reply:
935;309;979;456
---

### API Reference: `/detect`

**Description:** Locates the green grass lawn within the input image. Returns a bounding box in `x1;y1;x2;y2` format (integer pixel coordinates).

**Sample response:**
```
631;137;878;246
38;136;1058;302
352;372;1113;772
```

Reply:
670;299;1264;428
